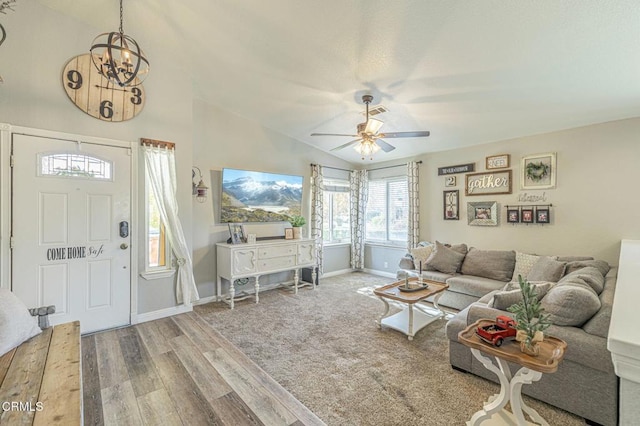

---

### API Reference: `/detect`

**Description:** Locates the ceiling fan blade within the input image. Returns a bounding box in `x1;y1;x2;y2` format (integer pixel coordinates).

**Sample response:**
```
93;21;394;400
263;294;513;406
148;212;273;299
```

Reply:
377;131;430;138
375;139;396;153
364;118;384;134
330;139;362;151
311;133;359;137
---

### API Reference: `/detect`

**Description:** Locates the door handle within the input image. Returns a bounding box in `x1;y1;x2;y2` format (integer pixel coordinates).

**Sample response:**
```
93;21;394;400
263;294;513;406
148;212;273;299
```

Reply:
120;243;129;250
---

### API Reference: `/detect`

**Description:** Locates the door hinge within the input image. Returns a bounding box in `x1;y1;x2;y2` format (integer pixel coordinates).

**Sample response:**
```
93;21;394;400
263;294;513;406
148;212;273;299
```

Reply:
10;154;14;167
10;236;14;249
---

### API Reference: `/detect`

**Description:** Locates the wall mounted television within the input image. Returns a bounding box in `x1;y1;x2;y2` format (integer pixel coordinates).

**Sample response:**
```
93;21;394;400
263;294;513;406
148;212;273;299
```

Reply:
221;168;303;223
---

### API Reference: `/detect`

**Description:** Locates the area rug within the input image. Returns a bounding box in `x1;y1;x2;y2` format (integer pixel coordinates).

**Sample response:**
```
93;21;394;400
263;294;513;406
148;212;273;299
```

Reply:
195;272;583;426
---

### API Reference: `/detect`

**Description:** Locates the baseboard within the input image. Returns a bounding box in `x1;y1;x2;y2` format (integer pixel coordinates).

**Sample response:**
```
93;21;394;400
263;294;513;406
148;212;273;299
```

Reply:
322;268;354;278
135;304;192;324
363;268;397;279
192;295;218;306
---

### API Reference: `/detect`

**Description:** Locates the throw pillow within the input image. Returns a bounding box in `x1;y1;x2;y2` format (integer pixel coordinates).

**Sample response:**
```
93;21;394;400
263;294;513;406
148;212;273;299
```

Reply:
460;248;516;282
424;242;468;272
410;245;434;270
511;252;540;281
489;282;553;311
527;257;566;282
425;241;466;275
559;266;605;294
541;277;601;326
0;289;42;356
564;259;610;277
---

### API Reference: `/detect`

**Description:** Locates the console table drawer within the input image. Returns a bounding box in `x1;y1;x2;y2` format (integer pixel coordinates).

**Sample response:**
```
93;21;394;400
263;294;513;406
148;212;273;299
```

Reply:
258;244;296;259
258;256;296;271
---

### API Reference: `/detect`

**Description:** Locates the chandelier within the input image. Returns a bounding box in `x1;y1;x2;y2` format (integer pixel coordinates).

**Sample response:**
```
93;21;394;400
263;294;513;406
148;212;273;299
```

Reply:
353;138;381;160
90;0;149;87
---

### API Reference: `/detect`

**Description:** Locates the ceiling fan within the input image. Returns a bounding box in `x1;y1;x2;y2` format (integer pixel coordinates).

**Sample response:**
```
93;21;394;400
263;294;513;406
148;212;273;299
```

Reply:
311;94;430;159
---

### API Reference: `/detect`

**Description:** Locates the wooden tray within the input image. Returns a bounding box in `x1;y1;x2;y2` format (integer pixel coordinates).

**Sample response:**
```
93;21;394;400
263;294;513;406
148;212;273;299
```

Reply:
458;319;567;373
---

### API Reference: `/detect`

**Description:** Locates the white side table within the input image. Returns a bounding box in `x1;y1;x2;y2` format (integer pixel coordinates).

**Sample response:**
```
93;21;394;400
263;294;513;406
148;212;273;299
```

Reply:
458;319;567;425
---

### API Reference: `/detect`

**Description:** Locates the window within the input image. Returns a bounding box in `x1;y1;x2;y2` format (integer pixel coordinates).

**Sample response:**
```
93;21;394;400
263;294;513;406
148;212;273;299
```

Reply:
322;179;351;244
365;177;408;245
39;153;112;180
143;174;173;277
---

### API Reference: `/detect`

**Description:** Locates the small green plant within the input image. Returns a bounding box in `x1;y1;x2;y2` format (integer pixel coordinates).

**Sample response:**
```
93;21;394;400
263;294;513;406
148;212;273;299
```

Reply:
288;215;306;227
507;275;552;348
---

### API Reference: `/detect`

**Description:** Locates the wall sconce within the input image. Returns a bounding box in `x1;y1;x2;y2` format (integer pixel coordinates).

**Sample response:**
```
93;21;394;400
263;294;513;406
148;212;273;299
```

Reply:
192;167;208;203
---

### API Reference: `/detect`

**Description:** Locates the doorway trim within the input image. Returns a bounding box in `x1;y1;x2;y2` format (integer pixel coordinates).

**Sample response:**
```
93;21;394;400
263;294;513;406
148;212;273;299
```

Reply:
0;123;139;324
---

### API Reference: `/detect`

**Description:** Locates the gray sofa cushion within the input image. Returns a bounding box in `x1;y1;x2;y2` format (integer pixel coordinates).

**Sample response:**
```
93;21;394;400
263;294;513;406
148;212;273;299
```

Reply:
583;274;616;338
460;248;516;282
425;241;466;275
557;256;594;262
560;266;605;294
420;270;454;283
489;282;553;311
541;277;601;326
445;275;506;298
527;256;566;282
565;259;610;277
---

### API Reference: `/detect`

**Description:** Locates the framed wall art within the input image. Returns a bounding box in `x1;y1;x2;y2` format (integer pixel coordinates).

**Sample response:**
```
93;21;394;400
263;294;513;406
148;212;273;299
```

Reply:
465;170;512;196
445;176;456;187
521;209;534;224
467;201;498;226
443;190;459;220
521;152;556;189
507;208;520;223
228;223;246;244
486;154;510;170
536;208;550;224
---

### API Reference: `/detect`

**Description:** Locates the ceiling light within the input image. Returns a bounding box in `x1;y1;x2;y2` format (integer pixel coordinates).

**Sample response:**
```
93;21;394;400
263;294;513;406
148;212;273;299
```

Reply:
354;139;380;160
89;0;149;87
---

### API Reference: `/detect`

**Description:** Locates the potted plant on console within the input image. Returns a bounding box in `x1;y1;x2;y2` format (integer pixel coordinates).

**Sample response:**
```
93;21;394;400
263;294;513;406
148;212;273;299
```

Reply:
288;215;306;239
508;275;552;356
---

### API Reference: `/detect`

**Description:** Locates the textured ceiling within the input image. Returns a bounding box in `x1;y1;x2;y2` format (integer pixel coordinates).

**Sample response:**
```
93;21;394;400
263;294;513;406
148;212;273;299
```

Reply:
37;0;640;164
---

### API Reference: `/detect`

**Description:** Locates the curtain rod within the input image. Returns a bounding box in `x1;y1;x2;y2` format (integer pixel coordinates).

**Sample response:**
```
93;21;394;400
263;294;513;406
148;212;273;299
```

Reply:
141;138;175;149
310;160;422;173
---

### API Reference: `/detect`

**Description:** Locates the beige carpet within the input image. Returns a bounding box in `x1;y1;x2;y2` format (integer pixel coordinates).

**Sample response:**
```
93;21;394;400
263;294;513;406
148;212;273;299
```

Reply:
195;272;584;426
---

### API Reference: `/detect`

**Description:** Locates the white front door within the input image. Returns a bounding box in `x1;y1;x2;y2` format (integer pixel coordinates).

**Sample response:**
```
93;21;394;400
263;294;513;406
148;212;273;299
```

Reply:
12;134;131;334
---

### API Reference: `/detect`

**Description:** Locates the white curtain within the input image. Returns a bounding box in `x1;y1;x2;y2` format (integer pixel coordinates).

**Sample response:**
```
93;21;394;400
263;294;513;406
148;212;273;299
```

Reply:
142;144;199;305
310;164;324;274
407;161;420;250
349;169;368;270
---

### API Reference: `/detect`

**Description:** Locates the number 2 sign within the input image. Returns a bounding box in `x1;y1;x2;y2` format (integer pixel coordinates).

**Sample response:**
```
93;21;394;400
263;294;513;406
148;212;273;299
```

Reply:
62;54;145;122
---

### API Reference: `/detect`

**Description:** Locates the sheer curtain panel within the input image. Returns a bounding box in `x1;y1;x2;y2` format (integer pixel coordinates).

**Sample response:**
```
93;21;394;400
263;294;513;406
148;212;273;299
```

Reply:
142;143;200;305
349;169;368;269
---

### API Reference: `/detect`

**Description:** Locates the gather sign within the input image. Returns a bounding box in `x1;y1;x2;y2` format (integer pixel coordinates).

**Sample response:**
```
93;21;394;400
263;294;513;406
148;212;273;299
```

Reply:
465;170;512;196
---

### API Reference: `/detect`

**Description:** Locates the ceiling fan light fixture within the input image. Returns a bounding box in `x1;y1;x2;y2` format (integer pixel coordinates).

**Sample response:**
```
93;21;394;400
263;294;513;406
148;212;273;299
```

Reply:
354;139;380;160
364;118;383;134
89;0;149;87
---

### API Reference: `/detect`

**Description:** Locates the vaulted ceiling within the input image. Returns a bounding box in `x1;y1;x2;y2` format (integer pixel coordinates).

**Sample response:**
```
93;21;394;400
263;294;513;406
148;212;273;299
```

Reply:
37;0;640;163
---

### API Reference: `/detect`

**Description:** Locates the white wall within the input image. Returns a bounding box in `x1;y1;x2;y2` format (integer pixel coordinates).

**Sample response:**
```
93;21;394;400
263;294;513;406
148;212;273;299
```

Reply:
191;99;354;298
0;2;193;314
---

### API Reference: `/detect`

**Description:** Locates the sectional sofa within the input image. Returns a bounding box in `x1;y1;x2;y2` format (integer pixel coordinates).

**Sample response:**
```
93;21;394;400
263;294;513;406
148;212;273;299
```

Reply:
397;241;618;426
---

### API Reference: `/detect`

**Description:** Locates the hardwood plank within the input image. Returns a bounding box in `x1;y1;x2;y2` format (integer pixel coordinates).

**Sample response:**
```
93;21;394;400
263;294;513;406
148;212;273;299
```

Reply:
154;350;223;425
101;380;144;425
0;327;52;426
134;321;172;358
168;334;232;400
81;334;104;426
155;317;183;340
203;346;299;426
189;312;325;426
95;329;130;389
117;328;163;397
170;313;223;351
0;347;16;386
34;321;82;426
136;388;183;426
211;391;266;426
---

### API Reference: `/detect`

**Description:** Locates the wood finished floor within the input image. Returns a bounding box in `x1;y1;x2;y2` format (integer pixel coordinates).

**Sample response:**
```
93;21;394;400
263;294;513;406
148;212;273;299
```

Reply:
81;311;325;426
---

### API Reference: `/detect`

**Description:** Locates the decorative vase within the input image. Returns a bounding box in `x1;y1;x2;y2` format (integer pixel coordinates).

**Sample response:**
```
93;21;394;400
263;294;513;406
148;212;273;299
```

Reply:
292;227;301;239
520;340;540;357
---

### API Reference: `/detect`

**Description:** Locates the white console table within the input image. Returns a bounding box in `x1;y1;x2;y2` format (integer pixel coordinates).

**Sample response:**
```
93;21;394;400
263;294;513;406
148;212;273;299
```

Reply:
216;238;317;309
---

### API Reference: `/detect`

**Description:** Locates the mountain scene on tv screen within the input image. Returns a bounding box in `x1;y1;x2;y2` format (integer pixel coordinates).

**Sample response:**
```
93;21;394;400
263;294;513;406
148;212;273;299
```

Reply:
221;171;302;223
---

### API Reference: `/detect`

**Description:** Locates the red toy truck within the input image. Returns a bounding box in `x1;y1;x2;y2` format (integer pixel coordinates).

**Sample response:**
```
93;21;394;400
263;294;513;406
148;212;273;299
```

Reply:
476;316;517;347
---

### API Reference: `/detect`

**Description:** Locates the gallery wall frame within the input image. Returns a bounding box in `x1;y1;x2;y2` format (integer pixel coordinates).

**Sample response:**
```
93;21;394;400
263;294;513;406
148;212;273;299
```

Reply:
467;201;498;226
465;170;512;196
443;190;459;220
521;152;556;190
486;154;510;170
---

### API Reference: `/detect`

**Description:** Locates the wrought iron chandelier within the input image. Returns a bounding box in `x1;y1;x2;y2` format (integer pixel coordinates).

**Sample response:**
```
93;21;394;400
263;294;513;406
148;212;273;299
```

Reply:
90;0;149;87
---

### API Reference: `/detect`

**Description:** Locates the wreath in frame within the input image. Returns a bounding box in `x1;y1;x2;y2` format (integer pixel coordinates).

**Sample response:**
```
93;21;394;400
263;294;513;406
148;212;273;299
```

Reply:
525;161;550;182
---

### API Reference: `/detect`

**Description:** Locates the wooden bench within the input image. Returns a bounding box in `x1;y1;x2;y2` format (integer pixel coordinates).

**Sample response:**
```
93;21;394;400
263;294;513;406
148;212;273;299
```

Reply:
0;321;81;425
